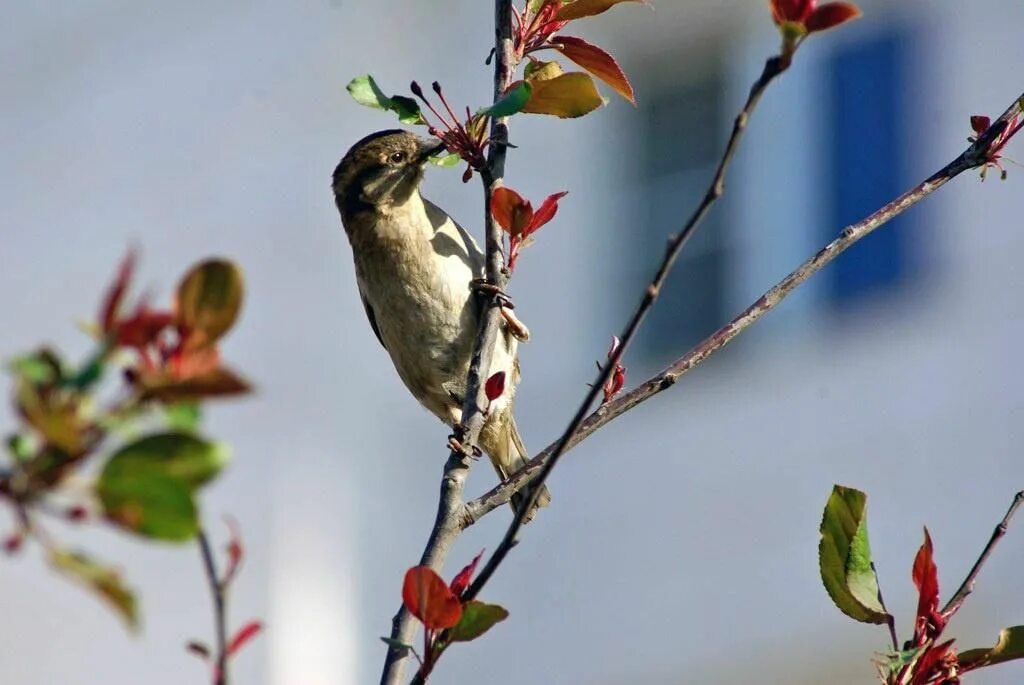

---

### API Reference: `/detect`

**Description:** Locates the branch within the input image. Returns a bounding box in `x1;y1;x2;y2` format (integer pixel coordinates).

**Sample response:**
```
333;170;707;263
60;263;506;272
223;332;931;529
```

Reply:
198;529;228;685
461;55;788;601
378;2;517;683
464;93;1024;527
942;490;1024;617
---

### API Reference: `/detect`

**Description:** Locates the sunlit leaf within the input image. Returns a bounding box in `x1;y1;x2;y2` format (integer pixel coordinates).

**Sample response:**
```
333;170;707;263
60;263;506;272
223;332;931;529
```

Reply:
556;0;647;21
402;566;462;630
521;72;604;119
164;402;202;432
528;191;569;236
49;549;139;630
16;381;93;456
176;259;244;349
9;349;63;385
346;75;426;125
449;601;509;643
485;82;533;118
818;485;891;624
524;60;564;83
98;471;199;541
139;366;252;403
960;627;1024;672
805;2;862;33
490;187;534;236
428;153;463;168
101;432;230;490
551;36;635;103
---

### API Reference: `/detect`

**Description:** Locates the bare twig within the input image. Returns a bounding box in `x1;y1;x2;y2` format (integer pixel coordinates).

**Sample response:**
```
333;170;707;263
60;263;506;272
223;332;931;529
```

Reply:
378;2;517;683
942;490;1024;617
463;92;1024;526
462;55;788;601
198;528;228;685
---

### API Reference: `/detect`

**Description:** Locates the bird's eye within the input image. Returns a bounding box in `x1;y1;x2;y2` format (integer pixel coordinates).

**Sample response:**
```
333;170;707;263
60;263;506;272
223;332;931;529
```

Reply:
389;151;408;164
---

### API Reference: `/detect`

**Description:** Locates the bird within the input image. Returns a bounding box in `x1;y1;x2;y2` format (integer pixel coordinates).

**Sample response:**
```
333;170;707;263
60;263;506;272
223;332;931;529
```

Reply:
332;129;550;520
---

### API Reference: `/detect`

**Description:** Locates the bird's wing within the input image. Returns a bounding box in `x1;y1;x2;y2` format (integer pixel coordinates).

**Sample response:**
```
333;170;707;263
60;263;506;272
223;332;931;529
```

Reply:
358;284;386;350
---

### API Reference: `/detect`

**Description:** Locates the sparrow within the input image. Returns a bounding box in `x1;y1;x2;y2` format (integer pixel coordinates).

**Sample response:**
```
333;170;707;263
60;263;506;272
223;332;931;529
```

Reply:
332;129;550;520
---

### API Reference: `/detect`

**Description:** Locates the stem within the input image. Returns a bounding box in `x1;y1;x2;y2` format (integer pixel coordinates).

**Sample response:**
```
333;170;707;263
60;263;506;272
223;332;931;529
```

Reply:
198;529;228;685
941;490;1024;617
462;55;788;602
463;88;1024;524
378;2;517;683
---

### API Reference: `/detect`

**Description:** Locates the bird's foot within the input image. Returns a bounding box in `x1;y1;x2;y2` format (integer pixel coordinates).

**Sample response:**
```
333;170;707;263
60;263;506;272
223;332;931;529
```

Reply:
501;306;530;342
471;278;514;308
448;434;482;460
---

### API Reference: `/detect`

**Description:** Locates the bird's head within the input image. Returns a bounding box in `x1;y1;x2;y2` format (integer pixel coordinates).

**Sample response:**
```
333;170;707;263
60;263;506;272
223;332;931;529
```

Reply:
333;130;446;216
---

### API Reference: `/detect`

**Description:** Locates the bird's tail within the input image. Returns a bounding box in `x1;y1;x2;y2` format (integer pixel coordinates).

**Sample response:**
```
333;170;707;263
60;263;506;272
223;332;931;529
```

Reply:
482;412;551;523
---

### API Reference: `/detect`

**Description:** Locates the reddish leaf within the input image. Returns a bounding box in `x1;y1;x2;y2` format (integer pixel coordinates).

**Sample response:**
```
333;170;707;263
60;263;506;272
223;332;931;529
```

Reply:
909;639;957;685
402;566;463;630
222;516;244;588
115;308;176;349
138;366;251;403
227;620;263;656
552;36;635;104
556;0;646;21
450;550;484;597
491;187;534;237
484;372;506;403
771;0;814;23
805;2;861;33
912;527;944;644
100;251;136;334
971;115;992;136
527;191;569;237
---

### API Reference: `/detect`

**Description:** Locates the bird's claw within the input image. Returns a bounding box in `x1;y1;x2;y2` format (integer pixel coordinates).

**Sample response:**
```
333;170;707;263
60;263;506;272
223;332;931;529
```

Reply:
448;435;482;460
471;278;514;309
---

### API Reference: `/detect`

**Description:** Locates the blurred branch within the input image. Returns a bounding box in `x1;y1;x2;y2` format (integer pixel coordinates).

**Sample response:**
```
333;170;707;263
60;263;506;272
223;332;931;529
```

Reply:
378;2;517;683
463;92;1024;526
942;490;1024;617
198;529;229;685
461;55;789;599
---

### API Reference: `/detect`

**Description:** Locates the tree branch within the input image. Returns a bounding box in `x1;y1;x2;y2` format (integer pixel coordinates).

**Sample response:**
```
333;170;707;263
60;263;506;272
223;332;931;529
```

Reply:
463;93;1024;528
378;2;517;683
198;529;228;685
461;54;788;601
942;489;1024;617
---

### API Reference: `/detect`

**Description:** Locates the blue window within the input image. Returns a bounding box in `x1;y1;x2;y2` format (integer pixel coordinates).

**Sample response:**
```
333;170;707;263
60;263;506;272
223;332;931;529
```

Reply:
825;30;922;304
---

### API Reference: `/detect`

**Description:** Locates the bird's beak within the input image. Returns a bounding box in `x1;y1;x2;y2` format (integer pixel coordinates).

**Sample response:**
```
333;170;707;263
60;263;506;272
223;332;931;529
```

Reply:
417;137;448;163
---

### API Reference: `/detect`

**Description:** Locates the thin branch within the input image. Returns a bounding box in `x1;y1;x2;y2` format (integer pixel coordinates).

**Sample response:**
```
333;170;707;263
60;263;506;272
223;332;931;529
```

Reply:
198;528;228;685
463;91;1024;526
941;490;1024;617
461;55;788;601
378;2;517;683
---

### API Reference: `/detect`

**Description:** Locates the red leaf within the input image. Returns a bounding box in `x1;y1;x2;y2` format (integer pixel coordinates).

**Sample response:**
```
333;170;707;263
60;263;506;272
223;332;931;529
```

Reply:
552;36;635;103
450;550;484;597
971;115;992;136
100;251;137;334
490;187;534;237
805;2;861;33
402;566;463;630
484;372;506;403
227;620;263;656
909;639;957;685
525;191;569;237
770;0;814;23
912;527;945;644
115;308;175;349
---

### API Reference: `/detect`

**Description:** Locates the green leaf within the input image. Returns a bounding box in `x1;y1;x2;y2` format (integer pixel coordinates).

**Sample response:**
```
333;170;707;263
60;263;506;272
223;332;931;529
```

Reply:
8;349;63;385
176;259;245;349
101;432;230;491
521;72;605;119
556;0;647;21
484;82;532;118
7;433;38;462
346;75;426;125
525;60;564;82
959;627;1024;671
428;153;463;168
164;403;202;432
98;471;199;541
49;549;139;630
449;600;509;643
818;485;891;624
380;636;414;656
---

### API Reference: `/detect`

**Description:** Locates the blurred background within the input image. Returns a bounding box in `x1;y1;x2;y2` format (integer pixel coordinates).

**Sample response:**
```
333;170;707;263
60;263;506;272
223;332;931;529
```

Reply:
2;0;1023;683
